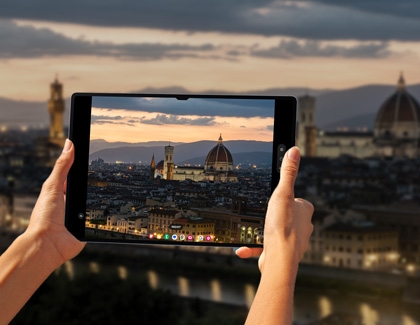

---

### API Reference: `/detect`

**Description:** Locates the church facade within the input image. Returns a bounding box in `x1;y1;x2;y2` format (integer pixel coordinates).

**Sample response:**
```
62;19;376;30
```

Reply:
297;74;420;159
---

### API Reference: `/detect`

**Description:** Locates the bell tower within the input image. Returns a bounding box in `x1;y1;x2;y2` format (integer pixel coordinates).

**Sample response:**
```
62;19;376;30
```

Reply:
163;144;174;180
48;76;65;146
297;94;317;157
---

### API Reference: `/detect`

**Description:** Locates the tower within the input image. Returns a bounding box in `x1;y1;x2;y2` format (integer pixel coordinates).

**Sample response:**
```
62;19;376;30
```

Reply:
297;95;316;157
150;154;156;180
48;77;65;146
163;144;174;180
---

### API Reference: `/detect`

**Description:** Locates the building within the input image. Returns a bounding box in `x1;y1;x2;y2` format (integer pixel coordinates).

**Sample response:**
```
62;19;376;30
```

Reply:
299;74;420;158
354;202;420;263
0;192;13;228
105;215;148;234
47;77;66;148
150;135;238;182
147;208;215;242
33;77;67;167
322;222;399;270
85;208;105;221
374;74;420;158
297;94;317;157
195;208;264;244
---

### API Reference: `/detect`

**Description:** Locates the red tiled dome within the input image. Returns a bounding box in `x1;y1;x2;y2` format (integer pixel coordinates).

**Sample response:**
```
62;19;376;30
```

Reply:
205;135;233;165
375;74;420;128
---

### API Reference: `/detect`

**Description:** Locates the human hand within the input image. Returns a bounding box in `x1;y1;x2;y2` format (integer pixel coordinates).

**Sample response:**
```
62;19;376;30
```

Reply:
235;146;313;274
25;139;85;268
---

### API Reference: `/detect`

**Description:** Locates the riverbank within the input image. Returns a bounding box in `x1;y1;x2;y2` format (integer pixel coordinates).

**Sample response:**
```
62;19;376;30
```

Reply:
1;233;416;301
5;234;420;324
80;242;412;301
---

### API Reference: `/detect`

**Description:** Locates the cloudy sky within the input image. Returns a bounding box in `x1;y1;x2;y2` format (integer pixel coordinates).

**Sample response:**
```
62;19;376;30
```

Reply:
91;96;276;142
1;0;420;102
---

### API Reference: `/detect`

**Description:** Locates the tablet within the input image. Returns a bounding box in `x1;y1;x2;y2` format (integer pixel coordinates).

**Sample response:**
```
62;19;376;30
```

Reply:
65;93;296;247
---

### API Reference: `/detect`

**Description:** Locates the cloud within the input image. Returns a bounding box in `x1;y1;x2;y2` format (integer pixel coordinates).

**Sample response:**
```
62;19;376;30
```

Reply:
140;114;217;126
91;115;124;122
92;120;136;127
92;97;276;118
311;0;420;20
251;40;392;59
0;17;407;61
0;19;216;60
91;115;138;126
2;1;420;41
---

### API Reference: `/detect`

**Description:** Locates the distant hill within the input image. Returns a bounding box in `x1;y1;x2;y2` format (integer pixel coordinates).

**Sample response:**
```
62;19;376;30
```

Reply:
316;84;420;130
323;112;377;131
0;97;71;128
1;83;420;132
131;86;332;97
89;140;273;164
89;139;183;154
177;152;272;167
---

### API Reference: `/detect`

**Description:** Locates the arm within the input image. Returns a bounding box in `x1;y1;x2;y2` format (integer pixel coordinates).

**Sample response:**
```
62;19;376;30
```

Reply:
236;146;314;325
0;140;85;324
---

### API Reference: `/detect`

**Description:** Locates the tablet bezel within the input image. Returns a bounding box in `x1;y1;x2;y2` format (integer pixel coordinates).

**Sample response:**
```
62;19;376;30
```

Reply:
65;93;297;247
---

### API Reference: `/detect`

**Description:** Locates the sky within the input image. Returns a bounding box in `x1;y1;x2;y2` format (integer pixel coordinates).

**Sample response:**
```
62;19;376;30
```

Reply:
91;97;276;143
1;1;420;102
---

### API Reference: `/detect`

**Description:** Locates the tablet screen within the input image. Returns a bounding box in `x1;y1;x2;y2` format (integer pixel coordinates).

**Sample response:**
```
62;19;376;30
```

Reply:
66;94;296;247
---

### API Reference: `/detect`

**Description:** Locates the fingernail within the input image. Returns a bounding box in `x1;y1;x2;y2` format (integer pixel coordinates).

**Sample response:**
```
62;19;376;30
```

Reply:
287;146;300;162
233;247;239;254
62;139;72;153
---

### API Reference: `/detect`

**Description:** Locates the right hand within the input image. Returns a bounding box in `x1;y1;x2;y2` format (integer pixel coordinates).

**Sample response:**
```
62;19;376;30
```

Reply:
236;146;314;274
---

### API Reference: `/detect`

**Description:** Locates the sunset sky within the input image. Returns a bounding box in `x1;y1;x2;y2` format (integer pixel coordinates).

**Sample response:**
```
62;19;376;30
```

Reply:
91;97;275;143
1;1;420;103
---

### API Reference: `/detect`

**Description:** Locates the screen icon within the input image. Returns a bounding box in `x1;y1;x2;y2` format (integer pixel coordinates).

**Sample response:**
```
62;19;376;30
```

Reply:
198;235;204;241
172;234;178;240
148;234;154;240
180;234;186;241
163;233;170;240
187;235;194;241
206;235;212;241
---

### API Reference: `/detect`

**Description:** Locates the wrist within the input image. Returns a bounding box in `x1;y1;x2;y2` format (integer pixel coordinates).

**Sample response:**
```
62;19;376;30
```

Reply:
19;229;66;271
260;244;300;284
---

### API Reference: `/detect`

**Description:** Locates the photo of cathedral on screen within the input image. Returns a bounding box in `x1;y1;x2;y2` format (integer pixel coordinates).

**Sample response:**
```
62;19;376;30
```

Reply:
150;134;238;183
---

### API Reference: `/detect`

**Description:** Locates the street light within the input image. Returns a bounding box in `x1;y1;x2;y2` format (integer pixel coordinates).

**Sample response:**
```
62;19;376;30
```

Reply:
407;264;415;273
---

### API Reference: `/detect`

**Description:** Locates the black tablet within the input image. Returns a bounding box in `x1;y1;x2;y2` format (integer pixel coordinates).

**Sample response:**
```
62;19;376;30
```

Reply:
65;93;296;247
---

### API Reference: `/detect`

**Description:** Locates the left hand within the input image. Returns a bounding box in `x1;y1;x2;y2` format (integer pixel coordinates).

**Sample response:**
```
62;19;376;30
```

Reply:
25;139;85;268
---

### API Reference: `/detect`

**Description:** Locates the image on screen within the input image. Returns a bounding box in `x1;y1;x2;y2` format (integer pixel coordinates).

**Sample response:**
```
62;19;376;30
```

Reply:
85;96;277;245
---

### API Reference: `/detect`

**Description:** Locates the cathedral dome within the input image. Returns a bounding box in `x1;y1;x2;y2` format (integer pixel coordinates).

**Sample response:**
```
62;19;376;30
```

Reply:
205;135;234;165
203;135;237;182
375;74;420;140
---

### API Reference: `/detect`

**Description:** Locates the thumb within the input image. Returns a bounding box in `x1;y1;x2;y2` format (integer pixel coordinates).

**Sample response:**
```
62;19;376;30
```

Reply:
274;146;301;201
48;139;75;187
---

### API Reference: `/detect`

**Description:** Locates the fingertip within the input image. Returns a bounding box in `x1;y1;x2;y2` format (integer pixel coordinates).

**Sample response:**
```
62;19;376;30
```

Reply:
235;247;263;259
287;146;300;163
50;139;75;183
234;247;249;258
276;146;301;197
62;139;73;153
